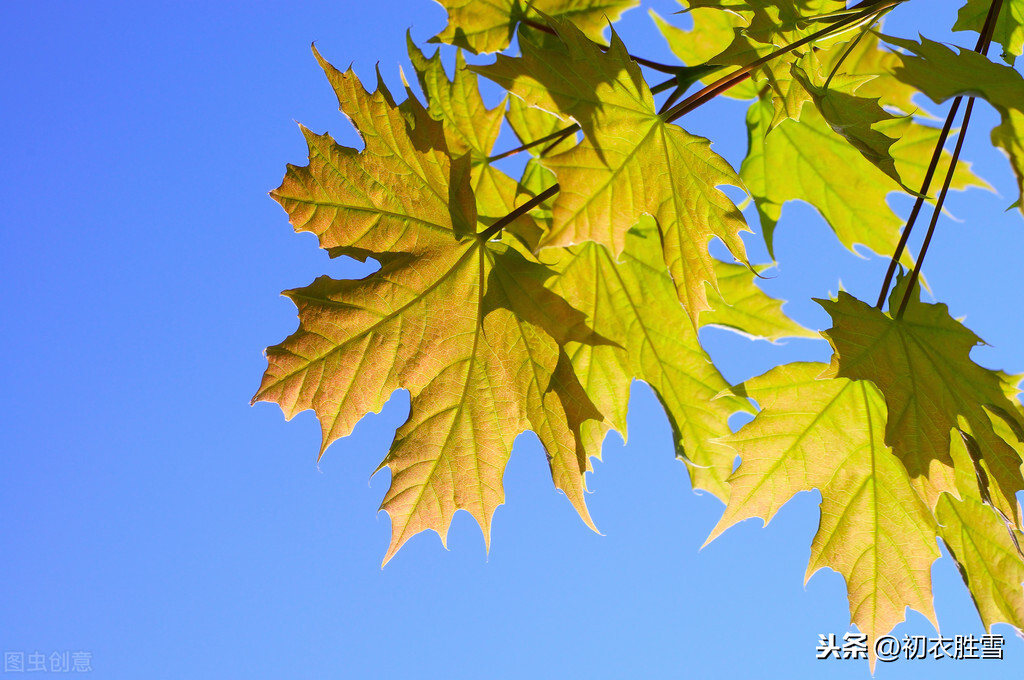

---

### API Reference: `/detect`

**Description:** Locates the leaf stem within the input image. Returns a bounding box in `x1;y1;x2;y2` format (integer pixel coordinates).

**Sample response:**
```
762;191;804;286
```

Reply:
539;126;578;155
895;99;977;318
821;11;878;92
478;183;561;240
658;85;687;115
877;0;1004;309
651;75;677;95
662;0;903;124
874;98;963;308
488;124;580;161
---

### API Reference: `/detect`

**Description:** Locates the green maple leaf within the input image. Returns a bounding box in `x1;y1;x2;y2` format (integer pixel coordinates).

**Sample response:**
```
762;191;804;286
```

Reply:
746;28;926;131
818;284;1024;522
477;18;751;318
712;360;1024;660
406;37;504;161
741;94;988;258
954;0;1024;65
826;31;921;115
935;419;1024;632
542;219;762;499
684;0;851;46
710;362;940;667
885;34;1024;216
254;50;606;563
430;0;639;54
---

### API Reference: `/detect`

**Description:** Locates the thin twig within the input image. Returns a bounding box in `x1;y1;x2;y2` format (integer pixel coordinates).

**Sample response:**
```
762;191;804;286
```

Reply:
896;99;977;318
488;124;580;162
662;0;904;124
821;11;879;92
539;126;579;155
651;75;677;95
478;184;561;240
877;0;1005;308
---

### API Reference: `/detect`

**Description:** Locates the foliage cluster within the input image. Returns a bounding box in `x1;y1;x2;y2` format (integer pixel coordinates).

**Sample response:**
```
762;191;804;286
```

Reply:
254;0;1024;663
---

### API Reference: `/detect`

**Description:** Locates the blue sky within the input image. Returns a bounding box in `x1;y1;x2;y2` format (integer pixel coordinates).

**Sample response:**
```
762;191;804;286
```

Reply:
2;1;1022;678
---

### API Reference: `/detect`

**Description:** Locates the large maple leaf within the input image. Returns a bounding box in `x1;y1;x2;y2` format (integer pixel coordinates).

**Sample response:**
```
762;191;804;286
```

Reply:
711;362;940;667
818;284;1024;523
712;361;1024;665
477;18;751;318
254;49;605;563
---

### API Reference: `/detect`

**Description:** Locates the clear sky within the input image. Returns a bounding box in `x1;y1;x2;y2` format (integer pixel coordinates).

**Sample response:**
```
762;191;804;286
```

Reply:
2;1;1022;678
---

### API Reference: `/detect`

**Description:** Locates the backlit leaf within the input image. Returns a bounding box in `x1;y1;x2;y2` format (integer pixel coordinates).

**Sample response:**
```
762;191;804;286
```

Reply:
741;94;987;258
542;219;755;498
954;0;1024;64
256;52;605;563
651;4;759;100
711;362;940;667
701;261;816;341
818;285;1024;521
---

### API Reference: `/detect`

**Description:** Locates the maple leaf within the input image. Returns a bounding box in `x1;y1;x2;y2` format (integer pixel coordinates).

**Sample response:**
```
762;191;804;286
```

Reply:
477;18;751;318
954;0;1024;64
740;94;987;258
541;219;762;499
254;49;607;563
818;284;1024;523
937;425;1024;634
505;96;580;158
710;362;940;668
885;34;1024;215
825;31;922;115
406;38;504;161
429;0;639;54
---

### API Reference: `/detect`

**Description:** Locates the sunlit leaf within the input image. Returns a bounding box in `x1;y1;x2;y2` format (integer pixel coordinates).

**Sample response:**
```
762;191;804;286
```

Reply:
256;52;605;563
542;219;755;498
711;362;940;667
741;94;987;258
954;0;1024;64
818;284;1024;520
